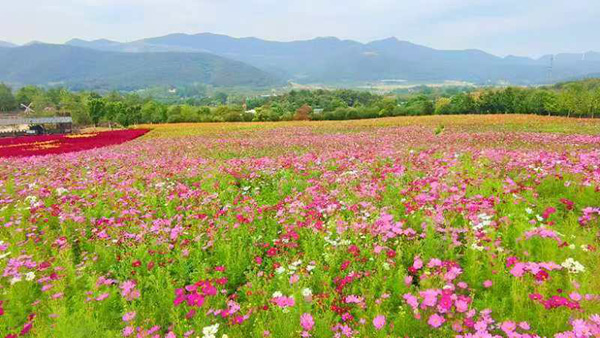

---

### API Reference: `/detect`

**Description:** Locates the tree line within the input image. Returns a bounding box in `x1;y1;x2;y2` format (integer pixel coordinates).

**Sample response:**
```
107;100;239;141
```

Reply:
0;79;599;126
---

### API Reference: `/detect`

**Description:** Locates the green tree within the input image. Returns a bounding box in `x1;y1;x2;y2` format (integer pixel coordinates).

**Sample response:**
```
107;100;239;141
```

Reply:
592;88;600;119
435;97;451;115
214;92;228;105
126;105;142;125
556;83;592;117
167;105;183;123
448;93;476;114
87;98;106;126
60;91;91;125
15;86;43;107
46;87;66;106
405;95;433;115
522;90;552;115
0;83;17;112
141;101;167;124
116;112;130;127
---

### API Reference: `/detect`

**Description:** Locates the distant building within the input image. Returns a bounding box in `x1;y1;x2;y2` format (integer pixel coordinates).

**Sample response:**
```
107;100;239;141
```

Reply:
0;116;73;137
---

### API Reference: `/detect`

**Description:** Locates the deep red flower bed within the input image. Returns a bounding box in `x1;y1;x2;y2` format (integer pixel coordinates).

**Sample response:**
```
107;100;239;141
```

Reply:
0;129;149;158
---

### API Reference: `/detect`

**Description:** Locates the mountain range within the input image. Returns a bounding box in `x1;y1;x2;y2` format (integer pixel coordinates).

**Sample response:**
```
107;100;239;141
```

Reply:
0;43;279;90
1;33;600;90
0;41;16;48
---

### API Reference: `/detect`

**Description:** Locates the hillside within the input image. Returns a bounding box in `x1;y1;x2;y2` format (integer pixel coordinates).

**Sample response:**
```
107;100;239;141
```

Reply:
0;44;282;90
0;41;16;48
67;33;600;85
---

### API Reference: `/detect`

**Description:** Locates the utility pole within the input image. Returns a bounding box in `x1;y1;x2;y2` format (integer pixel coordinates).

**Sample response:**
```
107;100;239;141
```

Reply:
547;55;554;85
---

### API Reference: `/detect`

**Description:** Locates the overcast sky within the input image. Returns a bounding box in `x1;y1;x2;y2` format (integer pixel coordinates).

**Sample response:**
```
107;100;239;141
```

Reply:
1;0;598;57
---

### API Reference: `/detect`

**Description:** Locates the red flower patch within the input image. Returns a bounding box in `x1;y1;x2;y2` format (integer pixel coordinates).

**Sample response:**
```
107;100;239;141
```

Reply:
0;129;149;158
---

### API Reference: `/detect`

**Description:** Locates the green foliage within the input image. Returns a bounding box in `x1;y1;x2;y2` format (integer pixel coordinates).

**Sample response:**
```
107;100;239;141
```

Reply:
4;78;600;128
87;98;106;126
0;83;17;112
15;86;44;107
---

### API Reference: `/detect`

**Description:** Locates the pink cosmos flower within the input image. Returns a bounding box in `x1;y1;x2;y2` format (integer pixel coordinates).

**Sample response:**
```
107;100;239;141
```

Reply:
300;313;314;331
272;296;295;308
120;280;140;301
122;326;134;337
519;322;531;330
344;295;364;304
455;299;469;313
570;292;582;301
41;284;54;292
403;293;419;310
96;293;110;301
500;321;516;334
373;315;386;330
413;256;423;270
483;280;493;288
122;311;136;322
428;314;445;328
420;289;439;307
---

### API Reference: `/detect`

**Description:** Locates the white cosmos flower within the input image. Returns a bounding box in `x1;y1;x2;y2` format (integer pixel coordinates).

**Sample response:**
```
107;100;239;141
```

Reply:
56;187;68;196
202;324;219;338
302;288;313;297
561;258;585;274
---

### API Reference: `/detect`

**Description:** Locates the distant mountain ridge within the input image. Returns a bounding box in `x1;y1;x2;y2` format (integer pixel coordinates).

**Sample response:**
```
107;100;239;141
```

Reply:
65;33;600;85
0;41;16;48
0;43;281;90
1;33;599;89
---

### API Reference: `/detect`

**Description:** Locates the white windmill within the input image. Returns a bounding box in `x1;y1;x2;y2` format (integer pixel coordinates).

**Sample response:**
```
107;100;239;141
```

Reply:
21;103;35;115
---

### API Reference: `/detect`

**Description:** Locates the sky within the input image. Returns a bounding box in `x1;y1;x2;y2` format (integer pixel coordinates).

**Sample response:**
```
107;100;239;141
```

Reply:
1;0;599;57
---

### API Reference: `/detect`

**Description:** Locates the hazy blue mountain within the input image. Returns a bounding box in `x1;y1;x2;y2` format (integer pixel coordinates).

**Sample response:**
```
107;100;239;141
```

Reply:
65;33;600;85
66;38;123;51
0;41;16;48
0;44;282;90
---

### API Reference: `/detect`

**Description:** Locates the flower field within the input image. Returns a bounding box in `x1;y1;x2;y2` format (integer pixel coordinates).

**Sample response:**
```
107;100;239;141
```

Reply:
1;115;600;337
0;129;149;158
